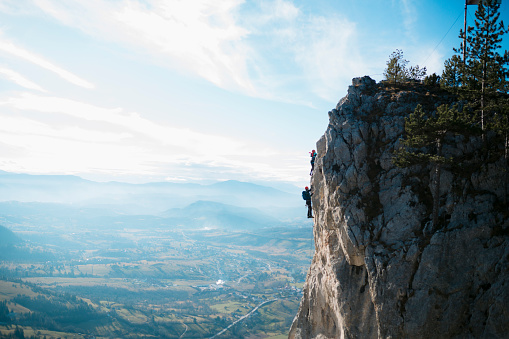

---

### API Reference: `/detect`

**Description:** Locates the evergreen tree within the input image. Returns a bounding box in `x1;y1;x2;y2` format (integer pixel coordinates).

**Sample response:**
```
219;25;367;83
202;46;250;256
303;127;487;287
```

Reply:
441;0;509;204
424;73;441;87
13;326;25;339
465;0;509;132
408;64;428;82
440;55;464;90
383;49;427;83
384;49;408;83
0;300;9;323
442;0;509;133
394;104;474;230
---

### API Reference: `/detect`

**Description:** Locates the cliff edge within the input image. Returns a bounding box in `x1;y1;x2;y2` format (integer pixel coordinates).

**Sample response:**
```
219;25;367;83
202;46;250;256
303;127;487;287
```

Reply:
289;77;509;339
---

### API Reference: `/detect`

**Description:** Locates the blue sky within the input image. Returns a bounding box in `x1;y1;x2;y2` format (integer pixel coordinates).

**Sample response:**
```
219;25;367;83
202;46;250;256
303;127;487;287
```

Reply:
0;0;508;188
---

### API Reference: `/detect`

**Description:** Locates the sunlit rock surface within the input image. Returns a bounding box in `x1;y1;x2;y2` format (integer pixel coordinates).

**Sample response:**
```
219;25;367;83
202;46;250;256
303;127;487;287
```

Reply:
289;77;509;339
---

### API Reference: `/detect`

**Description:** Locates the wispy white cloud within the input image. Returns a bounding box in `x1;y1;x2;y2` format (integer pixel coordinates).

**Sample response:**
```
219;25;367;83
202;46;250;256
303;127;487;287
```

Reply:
0;93;307;183
114;1;253;91
244;1;366;102
0;131;155;176
0;67;47;92
32;0;252;93
0;38;95;89
0;1;36;16
292;15;365;101
399;0;417;40
271;0;300;20
256;0;300;24
3;0;441;105
0;93;245;158
0;115;130;143
0;0;366;184
28;0;366;103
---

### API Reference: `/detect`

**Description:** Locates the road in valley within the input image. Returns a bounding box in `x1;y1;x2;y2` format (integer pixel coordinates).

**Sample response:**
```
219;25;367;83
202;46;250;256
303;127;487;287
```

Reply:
208;299;278;339
179;323;188;339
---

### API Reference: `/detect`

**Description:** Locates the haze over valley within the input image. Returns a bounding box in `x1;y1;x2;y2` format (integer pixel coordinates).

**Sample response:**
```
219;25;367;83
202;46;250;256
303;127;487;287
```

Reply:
0;172;313;338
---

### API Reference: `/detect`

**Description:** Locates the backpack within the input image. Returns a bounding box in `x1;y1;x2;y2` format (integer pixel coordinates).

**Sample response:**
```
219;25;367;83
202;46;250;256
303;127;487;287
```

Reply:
302;190;311;200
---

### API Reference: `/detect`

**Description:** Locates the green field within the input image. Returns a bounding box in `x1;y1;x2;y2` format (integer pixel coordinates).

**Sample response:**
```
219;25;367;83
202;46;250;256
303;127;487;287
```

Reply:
0;226;312;338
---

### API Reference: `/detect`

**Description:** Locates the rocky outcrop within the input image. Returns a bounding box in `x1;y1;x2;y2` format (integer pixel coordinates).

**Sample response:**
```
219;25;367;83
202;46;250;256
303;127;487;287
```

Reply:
289;77;509;339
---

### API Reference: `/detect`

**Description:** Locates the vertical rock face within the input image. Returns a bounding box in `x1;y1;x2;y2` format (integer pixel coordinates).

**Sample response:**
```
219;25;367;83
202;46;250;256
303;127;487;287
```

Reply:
289;77;509;339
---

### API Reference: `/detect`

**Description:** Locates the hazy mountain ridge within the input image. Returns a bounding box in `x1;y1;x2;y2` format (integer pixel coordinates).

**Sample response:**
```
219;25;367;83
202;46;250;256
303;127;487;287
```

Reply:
0;224;21;246
0;171;302;220
0;172;310;239
0;201;282;234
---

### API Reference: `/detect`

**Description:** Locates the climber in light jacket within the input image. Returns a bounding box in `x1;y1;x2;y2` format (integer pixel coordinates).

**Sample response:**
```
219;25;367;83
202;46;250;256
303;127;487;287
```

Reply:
310;150;317;175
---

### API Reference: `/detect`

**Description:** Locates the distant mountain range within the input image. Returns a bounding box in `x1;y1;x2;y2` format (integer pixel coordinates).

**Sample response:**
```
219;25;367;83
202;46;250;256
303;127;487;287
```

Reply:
0;171;304;218
0;171;311;230
0;200;282;233
0;224;22;246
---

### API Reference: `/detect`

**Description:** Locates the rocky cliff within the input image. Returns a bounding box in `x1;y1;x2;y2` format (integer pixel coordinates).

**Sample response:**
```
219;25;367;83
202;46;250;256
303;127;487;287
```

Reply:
289;77;509;339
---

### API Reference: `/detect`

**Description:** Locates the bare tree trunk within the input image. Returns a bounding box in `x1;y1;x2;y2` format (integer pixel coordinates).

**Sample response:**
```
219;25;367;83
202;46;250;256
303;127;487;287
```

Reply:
505;133;508;206
463;0;467;64
432;140;443;231
432;162;441;231
481;60;486;145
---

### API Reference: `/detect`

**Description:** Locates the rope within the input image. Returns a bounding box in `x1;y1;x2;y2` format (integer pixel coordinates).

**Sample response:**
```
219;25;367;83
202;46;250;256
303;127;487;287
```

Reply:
308;222;314;265
421;11;463;66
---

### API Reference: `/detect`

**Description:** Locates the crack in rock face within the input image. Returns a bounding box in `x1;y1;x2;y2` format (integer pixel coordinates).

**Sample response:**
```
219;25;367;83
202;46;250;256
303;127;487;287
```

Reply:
289;77;509;339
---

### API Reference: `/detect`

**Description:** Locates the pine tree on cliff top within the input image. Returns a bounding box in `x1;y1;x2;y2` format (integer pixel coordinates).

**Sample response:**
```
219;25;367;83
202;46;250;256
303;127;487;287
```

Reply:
440;0;509;205
394;104;475;230
442;0;509;133
440;55;464;90
466;0;508;133
383;49;426;83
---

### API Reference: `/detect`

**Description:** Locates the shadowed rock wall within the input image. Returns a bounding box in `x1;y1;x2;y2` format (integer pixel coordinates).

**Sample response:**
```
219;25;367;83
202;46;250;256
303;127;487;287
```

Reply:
289;77;509;339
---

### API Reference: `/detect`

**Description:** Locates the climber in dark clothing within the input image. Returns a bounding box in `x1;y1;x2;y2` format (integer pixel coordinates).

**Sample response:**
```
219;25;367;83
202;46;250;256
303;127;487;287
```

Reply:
302;186;313;218
310;150;317;175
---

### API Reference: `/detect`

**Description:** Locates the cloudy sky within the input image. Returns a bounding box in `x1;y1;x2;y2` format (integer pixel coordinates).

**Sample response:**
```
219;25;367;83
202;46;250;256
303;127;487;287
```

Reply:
0;0;508;187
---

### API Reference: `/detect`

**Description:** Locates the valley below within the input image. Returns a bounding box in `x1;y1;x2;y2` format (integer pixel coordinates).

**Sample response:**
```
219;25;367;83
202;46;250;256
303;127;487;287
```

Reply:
0;183;313;339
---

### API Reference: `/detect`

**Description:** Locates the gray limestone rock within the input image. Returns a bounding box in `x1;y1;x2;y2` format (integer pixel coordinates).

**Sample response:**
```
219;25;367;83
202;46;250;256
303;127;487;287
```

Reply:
289;77;509;339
